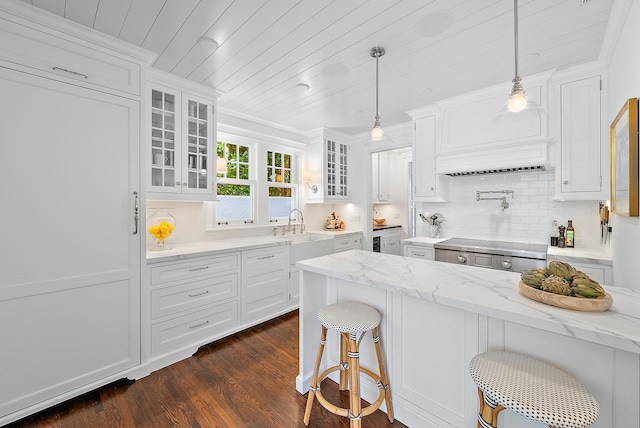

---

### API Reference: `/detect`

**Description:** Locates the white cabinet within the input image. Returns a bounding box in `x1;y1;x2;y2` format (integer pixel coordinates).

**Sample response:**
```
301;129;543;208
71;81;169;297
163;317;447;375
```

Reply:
372;151;390;202
241;246;289;324
0;6;145;422
147;70;217;200
305;129;351;203
380;228;402;255
148;254;240;362
411;114;449;201
334;233;362;252
555;73;605;199
404;244;434;260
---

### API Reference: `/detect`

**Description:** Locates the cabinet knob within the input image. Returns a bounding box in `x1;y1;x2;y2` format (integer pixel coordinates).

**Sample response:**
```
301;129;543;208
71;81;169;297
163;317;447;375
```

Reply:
176;181;181;186
563;180;569;185
430;187;434;191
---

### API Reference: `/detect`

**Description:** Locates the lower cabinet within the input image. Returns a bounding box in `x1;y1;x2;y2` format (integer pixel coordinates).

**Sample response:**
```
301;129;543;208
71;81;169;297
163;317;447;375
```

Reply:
241;246;289;323
334;233;363;252
146;245;290;369
380;228;401;255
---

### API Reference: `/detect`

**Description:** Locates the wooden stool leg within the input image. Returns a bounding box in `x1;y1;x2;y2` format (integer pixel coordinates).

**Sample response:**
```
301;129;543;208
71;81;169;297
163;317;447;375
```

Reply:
347;332;362;428
304;326;327;426
339;332;349;391
372;326;394;422
477;388;498;428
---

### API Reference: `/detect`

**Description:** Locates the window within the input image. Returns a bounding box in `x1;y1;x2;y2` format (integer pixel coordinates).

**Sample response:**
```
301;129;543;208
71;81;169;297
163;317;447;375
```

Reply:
216;141;254;224
267;150;296;219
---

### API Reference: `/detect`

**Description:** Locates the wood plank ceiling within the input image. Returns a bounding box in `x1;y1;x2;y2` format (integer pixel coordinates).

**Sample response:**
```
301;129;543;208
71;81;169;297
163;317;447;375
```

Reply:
19;0;614;136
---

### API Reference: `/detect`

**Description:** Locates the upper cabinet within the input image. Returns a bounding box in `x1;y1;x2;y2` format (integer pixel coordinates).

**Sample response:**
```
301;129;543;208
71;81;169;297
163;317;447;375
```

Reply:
408;108;449;202
553;71;606;200
147;70;218;200
372;151;390;203
305;129;351;203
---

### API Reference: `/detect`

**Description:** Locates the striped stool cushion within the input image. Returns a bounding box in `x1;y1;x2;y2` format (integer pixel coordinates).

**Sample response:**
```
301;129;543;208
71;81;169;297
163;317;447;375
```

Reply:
470;351;599;428
317;302;380;333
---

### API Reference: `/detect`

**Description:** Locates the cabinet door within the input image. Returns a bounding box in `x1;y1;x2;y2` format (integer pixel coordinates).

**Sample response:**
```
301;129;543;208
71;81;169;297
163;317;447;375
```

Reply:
182;93;214;195
325;138;349;200
414;116;437;198
559;75;602;195
377;151;390;201
0;69;140;417
150;85;181;192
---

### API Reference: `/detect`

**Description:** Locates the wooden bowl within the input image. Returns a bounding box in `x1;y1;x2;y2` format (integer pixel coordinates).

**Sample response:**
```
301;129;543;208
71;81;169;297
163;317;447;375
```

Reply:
373;217;386;225
518;281;612;312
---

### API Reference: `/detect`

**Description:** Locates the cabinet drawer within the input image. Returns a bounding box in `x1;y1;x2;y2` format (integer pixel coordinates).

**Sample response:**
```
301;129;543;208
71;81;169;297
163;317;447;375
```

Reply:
151;273;238;320
150;253;238;286
405;246;434;260
242;246;288;269
242;264;288;297
334;236;361;252
151;301;238;356
242;289;287;324
0;18;140;96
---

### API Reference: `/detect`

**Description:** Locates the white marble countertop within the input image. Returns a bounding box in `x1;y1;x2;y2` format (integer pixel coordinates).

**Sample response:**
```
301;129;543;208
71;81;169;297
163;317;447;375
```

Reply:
547;245;613;265
146;236;290;264
297;250;640;354
401;236;448;246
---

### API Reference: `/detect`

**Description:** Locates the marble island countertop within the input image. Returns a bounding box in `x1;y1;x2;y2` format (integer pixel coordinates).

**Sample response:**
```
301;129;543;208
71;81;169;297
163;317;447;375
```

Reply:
297;250;640;354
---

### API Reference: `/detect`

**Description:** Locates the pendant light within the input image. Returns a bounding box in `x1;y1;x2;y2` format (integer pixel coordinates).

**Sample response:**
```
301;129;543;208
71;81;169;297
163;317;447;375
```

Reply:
370;46;388;141
495;0;546;122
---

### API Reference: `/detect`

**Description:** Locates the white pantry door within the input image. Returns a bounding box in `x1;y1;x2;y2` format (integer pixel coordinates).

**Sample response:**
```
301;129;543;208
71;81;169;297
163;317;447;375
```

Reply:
0;67;140;419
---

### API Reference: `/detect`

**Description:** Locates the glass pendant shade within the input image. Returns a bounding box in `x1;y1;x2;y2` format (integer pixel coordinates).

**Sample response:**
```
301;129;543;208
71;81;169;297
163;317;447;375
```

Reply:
371;119;384;141
507;79;527;112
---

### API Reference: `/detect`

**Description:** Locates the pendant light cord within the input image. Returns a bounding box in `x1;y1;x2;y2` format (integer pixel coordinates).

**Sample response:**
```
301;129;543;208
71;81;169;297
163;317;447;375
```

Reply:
375;52;380;120
513;0;519;80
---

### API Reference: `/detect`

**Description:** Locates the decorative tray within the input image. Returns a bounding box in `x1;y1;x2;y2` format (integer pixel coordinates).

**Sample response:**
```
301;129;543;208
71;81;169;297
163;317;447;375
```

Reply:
518;281;612;312
324;227;345;231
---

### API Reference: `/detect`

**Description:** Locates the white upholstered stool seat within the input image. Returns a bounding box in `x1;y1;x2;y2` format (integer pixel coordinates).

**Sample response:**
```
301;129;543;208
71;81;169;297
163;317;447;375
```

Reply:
304;302;393;428
469;351;599;428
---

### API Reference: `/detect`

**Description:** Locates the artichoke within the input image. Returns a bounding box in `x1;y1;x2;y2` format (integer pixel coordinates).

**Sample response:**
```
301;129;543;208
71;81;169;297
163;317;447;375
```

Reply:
571;277;605;298
546;261;576;282
521;268;548;289
541;275;572;296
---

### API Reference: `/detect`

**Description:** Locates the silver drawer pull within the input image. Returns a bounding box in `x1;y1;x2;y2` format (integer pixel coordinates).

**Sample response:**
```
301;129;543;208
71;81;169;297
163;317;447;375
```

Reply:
188;290;209;298
189;320;209;329
414;253;425;257
188;266;209;272
257;255;275;260
52;66;88;79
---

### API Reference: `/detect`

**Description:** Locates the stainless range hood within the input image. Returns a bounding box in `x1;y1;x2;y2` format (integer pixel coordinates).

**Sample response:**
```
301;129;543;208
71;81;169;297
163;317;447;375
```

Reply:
435;139;552;176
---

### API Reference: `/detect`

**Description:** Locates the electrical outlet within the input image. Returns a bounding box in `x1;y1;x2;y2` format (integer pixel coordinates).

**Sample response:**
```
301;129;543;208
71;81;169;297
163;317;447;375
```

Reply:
350;215;361;222
259;228;269;236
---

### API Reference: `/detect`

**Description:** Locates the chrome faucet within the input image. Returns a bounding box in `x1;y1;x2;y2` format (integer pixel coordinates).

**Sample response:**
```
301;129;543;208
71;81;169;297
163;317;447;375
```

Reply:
288;209;304;234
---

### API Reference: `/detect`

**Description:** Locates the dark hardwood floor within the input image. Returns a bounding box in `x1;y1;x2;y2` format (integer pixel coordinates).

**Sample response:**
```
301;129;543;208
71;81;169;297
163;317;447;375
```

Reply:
6;311;407;428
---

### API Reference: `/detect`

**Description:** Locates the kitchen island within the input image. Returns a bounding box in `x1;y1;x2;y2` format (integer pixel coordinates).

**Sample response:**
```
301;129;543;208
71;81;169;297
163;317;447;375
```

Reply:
296;250;640;428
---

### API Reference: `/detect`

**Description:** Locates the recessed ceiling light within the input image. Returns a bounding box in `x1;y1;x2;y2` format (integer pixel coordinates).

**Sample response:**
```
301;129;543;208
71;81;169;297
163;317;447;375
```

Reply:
521;53;540;63
322;63;349;79
414;11;454;38
197;37;219;52
296;83;310;93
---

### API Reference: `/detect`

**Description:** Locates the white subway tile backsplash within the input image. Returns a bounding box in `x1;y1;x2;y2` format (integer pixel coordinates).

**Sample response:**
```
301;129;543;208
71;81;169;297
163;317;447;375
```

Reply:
418;171;601;248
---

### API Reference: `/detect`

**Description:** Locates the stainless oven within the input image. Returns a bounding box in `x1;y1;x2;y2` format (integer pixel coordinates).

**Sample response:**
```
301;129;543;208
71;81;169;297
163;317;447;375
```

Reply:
433;238;547;273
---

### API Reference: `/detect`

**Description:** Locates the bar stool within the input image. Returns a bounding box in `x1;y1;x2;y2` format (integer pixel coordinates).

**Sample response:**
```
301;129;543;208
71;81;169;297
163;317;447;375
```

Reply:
303;302;394;427
469;351;599;428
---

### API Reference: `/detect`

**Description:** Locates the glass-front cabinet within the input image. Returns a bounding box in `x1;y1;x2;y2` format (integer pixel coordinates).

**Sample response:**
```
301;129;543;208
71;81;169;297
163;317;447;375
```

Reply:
148;75;216;200
325;138;349;200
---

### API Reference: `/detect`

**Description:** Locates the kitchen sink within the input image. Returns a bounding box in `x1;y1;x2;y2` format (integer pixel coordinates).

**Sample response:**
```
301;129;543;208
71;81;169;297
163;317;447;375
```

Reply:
277;233;335;264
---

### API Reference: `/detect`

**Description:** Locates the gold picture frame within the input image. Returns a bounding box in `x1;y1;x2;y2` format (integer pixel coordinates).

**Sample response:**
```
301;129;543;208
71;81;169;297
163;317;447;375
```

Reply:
610;97;639;216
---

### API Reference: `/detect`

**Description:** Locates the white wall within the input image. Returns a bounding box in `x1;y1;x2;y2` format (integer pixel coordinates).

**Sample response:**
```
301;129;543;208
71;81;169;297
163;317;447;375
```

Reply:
606;0;640;290
417;171;601;248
